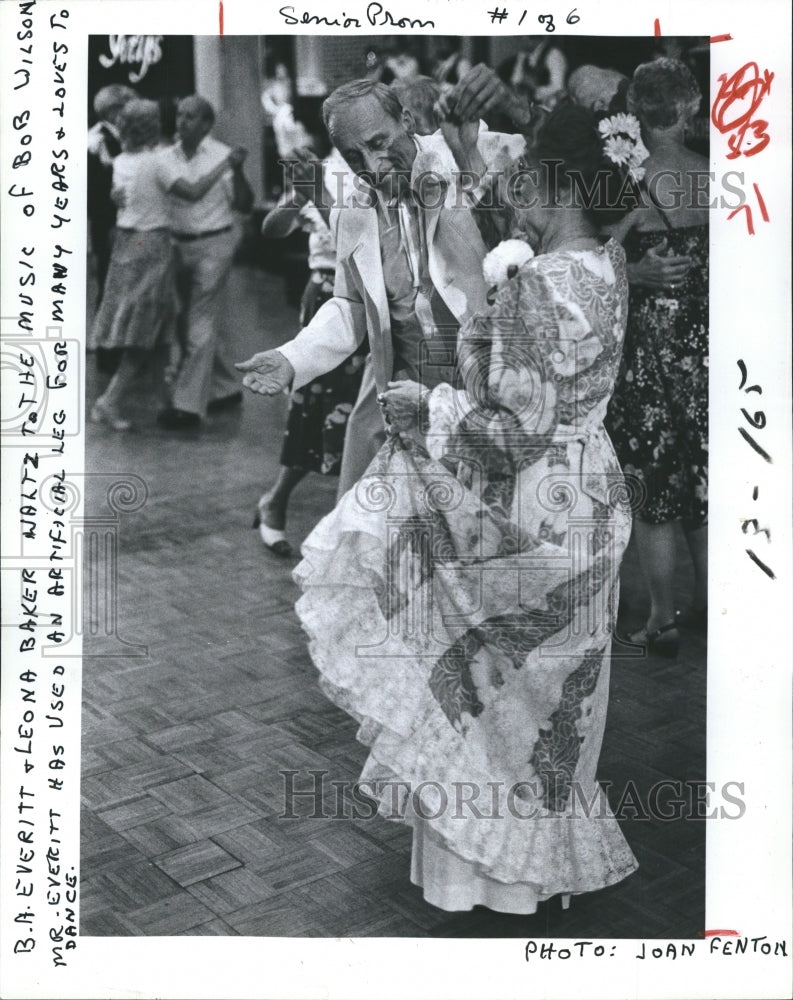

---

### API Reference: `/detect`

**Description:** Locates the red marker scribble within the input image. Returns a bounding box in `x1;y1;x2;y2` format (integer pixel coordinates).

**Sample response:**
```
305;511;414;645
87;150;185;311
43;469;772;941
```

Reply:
752;182;769;220
712;62;775;159
710;33;733;43
728;182;770;235
700;930;741;937
654;18;661;35
218;0;224;35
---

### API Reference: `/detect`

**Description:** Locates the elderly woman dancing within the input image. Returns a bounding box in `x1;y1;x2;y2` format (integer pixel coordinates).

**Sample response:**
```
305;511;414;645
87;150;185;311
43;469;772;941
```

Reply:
90;99;176;430
291;103;640;913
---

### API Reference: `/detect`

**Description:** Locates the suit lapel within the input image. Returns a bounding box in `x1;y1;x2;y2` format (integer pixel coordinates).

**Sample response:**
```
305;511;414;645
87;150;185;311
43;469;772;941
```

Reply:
426;194;489;327
413;133;491;327
337;206;393;392
335;129;526;391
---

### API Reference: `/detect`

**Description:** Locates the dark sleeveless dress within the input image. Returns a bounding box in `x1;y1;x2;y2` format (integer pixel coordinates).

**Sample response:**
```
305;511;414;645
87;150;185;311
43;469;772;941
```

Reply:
606;222;708;526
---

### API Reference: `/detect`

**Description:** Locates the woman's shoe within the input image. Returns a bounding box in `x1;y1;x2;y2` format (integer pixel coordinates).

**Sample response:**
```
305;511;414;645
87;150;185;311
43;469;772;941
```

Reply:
252;502;292;557
626;621;680;659
90;398;132;431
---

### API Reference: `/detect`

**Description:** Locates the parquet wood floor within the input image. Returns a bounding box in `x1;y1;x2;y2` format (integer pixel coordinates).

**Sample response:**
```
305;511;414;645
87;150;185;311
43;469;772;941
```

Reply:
81;265;706;939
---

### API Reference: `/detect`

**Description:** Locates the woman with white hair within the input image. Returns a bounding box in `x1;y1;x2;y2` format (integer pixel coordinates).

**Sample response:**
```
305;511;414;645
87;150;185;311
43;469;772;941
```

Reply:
91;97;243;430
90;99;177;429
87;83;137;312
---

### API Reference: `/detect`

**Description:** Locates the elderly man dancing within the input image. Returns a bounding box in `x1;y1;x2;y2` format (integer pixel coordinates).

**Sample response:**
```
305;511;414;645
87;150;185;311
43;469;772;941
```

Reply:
237;72;526;486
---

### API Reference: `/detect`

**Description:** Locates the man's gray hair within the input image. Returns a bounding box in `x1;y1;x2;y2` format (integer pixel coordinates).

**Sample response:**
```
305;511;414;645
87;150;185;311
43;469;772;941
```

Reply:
93;84;137;118
322;79;403;133
178;94;216;126
566;65;627;112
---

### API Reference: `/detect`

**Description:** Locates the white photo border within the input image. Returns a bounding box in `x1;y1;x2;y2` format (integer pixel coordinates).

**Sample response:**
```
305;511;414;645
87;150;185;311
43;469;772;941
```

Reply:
1;1;791;998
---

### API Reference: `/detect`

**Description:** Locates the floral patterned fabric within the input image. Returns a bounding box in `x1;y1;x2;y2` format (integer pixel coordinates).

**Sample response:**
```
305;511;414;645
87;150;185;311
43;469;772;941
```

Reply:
606;224;709;525
294;238;638;900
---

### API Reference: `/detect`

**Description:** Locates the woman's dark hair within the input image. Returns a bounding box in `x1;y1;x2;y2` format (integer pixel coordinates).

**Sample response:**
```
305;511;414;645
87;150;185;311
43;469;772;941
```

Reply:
530;102;637;223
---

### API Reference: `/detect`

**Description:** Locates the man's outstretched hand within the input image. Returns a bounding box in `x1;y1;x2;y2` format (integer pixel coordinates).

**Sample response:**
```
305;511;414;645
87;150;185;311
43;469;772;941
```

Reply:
235;349;295;395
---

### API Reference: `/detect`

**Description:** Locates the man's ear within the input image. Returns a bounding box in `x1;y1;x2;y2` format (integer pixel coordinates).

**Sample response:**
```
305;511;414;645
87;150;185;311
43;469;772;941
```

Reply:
401;107;417;136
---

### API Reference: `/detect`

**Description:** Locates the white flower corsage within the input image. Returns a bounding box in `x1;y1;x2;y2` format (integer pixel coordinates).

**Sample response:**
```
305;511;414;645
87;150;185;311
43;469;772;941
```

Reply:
482;238;535;287
598;112;649;182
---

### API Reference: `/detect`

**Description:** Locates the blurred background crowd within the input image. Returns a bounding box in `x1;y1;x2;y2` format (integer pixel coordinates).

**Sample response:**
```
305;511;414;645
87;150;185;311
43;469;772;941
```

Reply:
87;32;710;300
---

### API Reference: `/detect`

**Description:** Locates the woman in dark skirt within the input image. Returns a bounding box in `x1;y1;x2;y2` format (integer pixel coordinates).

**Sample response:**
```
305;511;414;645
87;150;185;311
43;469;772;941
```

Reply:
254;148;364;556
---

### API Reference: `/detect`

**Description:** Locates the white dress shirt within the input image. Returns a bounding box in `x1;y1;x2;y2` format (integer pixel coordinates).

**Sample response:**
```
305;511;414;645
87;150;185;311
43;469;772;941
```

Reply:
156;134;234;235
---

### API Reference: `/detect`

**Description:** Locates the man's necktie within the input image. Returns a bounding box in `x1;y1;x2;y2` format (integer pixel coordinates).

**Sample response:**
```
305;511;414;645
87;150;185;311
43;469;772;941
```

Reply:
397;198;423;290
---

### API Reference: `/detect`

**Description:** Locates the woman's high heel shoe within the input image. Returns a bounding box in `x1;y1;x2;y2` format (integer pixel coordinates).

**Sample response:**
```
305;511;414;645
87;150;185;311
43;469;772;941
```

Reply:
252;504;292;557
90;398;132;431
626;621;680;659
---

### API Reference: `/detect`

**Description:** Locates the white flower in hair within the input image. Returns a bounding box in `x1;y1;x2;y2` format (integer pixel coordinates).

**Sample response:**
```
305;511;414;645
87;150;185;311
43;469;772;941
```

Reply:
603;135;633;166
598;117;615;138
628;162;647;182
483;239;535;286
599;111;649;184
599;112;642;141
627;136;650;182
624;117;643;141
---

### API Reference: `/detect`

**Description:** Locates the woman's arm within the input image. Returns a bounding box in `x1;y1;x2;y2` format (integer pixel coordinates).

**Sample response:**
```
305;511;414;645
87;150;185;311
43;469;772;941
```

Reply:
168;156;230;202
607;209;691;289
439;115;486;179
438;115;511;248
602;211;636;246
534;48;567;103
626;241;692;290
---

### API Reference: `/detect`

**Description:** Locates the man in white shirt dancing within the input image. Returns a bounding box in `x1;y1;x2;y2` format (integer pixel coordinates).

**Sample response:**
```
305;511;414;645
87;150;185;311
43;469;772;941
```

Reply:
158;95;253;431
